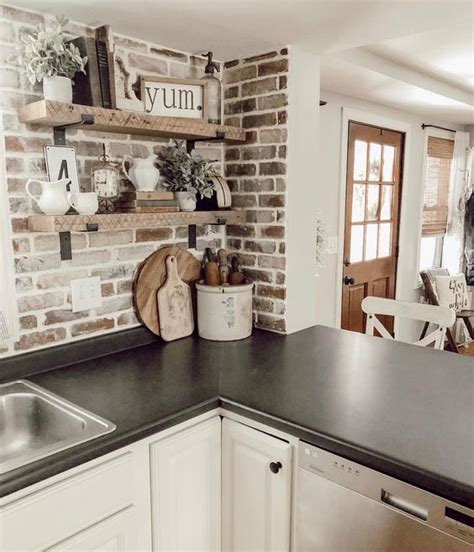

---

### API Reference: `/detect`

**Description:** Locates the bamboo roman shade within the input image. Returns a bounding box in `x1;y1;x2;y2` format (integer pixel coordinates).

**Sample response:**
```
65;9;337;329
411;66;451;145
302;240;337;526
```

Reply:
422;136;454;237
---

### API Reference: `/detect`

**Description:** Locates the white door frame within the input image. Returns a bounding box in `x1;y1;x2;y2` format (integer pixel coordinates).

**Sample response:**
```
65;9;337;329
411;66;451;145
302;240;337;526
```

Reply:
334;108;412;329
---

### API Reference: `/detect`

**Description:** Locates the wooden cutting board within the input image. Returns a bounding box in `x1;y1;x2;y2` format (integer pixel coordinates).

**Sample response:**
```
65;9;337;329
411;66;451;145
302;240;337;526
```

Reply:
157;255;194;342
133;246;201;335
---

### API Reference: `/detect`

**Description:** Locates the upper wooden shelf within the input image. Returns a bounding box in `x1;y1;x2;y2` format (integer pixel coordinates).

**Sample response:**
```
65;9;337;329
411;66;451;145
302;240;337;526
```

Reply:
19;100;246;143
28;210;244;233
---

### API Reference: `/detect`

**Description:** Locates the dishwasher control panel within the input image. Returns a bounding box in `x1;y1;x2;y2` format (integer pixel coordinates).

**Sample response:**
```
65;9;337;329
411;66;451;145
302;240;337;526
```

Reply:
298;441;474;545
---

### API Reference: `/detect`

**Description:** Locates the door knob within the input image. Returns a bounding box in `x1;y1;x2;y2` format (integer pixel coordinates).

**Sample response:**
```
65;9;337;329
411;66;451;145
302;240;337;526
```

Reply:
269;461;282;474
344;276;355;285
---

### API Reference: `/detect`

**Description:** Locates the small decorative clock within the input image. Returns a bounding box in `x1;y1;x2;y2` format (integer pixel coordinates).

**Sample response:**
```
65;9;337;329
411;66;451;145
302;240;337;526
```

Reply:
90;145;120;213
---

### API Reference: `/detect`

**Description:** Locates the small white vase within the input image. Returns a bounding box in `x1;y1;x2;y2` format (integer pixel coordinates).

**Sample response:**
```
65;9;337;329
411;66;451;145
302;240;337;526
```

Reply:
175;191;197;212
43;76;73;103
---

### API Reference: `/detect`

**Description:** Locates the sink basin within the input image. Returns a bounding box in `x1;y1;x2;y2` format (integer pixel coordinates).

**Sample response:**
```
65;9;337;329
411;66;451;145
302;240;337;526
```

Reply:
0;380;116;474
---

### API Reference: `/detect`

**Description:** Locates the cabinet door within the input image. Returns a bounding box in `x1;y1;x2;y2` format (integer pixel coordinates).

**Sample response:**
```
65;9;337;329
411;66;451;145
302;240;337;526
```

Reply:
222;418;293;552
150;416;221;552
47;507;137;551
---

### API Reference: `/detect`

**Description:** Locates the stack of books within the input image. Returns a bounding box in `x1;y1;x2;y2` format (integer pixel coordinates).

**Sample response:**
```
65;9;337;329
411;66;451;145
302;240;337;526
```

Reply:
116;191;179;213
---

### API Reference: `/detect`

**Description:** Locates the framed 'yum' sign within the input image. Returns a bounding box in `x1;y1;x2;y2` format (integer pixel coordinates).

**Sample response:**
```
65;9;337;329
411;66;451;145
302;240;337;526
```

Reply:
141;76;208;120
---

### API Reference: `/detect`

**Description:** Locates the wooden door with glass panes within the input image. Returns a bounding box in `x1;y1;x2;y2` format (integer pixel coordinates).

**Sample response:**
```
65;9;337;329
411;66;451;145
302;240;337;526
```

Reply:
342;122;404;333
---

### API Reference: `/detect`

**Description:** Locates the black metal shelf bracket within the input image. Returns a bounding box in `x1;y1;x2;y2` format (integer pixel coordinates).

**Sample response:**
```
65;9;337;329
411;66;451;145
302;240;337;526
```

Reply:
59;231;72;261
53;114;95;146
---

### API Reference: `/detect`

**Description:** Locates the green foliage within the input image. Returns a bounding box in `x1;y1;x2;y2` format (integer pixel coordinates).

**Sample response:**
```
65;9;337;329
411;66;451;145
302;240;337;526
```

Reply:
16;16;87;85
158;141;218;199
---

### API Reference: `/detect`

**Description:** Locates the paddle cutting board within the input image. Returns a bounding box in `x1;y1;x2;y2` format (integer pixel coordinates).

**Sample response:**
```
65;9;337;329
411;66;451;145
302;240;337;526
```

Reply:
133;246;200;335
157;255;194;341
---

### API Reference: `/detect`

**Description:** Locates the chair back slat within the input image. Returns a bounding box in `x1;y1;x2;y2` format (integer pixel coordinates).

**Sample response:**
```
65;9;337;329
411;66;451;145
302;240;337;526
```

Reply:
361;296;455;350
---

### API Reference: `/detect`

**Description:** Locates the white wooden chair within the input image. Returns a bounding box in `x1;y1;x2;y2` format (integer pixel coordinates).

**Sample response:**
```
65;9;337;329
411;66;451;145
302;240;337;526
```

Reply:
361;296;456;350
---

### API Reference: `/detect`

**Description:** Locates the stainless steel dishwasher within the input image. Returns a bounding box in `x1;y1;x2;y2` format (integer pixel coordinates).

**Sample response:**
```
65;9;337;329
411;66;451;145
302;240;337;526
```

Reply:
297;441;473;551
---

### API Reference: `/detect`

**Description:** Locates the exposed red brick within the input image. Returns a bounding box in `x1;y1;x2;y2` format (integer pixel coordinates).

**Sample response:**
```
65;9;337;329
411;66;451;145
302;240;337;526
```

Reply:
224;86;239;99
240;178;274;193
150;47;188;61
232;195;257;208
278;110;288;125
14;327;66;351
44;309;87;325
242;113;276;129
242;146;276;161
225;148;240;161
225;65;257;84
244;240;276;254
258;93;287;111
19;315;37;330
258;59;288;77
245;210;275;224
224;59;240;69
241;78;277;97
259;194;285;207
260;226;285;238
257;314;286;332
259;162;286;176
257;285;286;300
224;98;256;115
243;268;273;283
117;280;133;294
227;225;255;238
135;227;173;242
225;163;257;177
258;255;286;269
101;282;115;297
71;318;114;337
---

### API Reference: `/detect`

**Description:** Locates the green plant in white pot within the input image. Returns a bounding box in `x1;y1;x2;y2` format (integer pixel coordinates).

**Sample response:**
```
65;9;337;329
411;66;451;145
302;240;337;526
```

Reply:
17;16;86;103
158;141;218;212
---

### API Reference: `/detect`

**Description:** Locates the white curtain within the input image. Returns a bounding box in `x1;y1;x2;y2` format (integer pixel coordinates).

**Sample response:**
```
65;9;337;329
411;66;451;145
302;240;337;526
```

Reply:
442;131;471;275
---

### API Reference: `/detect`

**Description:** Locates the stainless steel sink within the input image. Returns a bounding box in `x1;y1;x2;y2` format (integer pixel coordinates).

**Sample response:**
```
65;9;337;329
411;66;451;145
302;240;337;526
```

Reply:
0;380;116;474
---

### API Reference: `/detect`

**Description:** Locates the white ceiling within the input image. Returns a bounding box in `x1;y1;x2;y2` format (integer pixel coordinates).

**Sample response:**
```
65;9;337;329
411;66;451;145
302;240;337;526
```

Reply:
9;0;473;59
320;19;474;125
10;0;474;123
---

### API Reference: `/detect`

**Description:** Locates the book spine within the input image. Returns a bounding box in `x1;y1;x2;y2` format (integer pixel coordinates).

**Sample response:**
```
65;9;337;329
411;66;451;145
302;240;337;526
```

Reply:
96;40;112;108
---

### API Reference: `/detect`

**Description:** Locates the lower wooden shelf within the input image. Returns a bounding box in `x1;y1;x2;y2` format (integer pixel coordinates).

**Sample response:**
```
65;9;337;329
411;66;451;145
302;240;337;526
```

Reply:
28;210;244;232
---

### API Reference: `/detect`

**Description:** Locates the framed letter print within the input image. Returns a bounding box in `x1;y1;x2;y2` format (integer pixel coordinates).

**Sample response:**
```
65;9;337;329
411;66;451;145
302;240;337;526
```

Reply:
44;145;80;193
140;76;207;120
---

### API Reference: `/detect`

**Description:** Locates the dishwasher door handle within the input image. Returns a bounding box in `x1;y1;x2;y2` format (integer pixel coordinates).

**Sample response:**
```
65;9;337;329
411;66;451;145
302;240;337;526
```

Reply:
381;489;428;521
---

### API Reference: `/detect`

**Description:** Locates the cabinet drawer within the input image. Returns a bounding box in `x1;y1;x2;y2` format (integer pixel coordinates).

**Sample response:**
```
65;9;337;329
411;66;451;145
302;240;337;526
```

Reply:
1;452;134;552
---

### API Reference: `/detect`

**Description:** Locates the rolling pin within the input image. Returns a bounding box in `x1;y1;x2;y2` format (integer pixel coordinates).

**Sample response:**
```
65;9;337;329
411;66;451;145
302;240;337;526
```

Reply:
204;260;220;286
229;256;245;286
217;248;230;286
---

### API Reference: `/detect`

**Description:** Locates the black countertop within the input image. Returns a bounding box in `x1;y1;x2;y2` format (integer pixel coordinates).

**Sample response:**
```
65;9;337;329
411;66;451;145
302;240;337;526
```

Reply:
1;326;473;507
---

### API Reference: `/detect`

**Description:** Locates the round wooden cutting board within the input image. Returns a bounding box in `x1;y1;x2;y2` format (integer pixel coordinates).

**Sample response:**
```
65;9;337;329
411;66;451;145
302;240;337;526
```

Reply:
133;246;201;335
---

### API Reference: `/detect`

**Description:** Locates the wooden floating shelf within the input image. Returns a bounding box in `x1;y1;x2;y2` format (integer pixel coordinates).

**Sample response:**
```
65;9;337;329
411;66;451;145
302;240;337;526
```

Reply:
19;100;247;143
28;210;244;233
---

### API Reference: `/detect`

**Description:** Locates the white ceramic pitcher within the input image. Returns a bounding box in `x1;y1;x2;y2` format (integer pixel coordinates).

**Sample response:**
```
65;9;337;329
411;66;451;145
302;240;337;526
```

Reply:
122;154;160;192
26;178;70;215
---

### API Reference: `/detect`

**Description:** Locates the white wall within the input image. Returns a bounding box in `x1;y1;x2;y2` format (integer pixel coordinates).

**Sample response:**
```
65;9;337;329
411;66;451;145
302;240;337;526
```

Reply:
286;47;320;334
316;89;465;339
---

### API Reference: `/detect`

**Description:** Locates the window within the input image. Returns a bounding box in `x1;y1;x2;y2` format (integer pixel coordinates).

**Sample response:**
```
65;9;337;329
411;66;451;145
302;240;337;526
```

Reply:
419;135;454;270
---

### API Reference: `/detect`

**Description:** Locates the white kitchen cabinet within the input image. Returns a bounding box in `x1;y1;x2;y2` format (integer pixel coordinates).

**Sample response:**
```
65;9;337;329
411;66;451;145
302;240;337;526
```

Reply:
46;507;137;551
149;416;221;552
222;418;293;552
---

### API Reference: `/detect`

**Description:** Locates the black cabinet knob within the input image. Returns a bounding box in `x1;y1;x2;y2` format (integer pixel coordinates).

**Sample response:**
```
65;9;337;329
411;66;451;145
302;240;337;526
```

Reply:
269;461;282;474
344;276;355;285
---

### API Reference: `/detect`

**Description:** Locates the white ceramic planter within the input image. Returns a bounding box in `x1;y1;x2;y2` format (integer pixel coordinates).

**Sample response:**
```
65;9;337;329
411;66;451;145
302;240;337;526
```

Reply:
43;76;73;103
196;281;253;341
175;191;197;212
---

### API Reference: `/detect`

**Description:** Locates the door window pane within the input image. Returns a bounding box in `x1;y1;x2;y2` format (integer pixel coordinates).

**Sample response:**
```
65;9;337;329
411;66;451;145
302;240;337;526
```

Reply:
367;185;379;221
380;186;392;220
382;146;395;182
352;184;365;222
365;224;378;260
353;140;367;180
368;143;382;181
350;225;364;263
378;223;391;258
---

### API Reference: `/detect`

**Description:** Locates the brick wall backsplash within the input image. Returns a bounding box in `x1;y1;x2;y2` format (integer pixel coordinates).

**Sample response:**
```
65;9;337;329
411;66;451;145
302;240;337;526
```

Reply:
223;49;289;333
0;4;225;357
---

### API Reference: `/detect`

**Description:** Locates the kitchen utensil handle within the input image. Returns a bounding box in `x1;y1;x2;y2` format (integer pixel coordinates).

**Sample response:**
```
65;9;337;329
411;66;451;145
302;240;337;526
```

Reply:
217;248;228;266
381;489;428;521
165;255;179;279
25;179;43;208
122;155;133;179
231;256;239;272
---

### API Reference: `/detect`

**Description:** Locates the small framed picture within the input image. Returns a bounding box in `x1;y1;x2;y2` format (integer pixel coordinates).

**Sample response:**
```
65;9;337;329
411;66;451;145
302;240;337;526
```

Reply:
140;76;207;120
44;145;80;193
